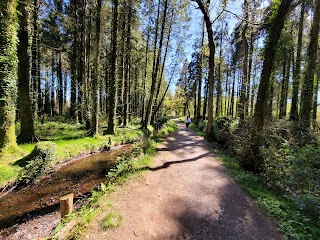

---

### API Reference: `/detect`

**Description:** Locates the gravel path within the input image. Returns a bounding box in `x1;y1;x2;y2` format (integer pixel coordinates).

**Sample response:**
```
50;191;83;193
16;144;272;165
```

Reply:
81;123;283;240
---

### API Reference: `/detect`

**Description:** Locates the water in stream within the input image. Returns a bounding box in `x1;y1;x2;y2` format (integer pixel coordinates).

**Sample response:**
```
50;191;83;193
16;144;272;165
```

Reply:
0;145;131;230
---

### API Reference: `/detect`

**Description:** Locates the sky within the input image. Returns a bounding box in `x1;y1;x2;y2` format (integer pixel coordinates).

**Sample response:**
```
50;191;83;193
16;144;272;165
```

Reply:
167;1;242;92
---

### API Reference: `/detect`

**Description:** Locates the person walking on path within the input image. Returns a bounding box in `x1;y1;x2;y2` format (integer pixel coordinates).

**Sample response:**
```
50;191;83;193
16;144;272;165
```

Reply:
185;116;191;128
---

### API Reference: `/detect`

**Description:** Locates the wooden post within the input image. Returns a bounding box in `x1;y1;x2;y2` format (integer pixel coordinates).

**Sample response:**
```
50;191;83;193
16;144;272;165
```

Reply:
60;193;74;218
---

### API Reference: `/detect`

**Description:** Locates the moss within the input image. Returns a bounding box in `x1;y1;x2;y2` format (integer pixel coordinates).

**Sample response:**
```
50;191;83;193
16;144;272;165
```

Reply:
17;141;56;185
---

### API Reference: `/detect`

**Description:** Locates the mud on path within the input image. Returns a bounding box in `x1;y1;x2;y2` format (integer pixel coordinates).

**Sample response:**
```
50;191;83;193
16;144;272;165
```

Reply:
0;145;131;240
82;123;283;240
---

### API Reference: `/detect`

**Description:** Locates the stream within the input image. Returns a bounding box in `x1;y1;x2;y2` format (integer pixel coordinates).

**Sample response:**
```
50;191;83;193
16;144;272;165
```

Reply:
0;145;131;234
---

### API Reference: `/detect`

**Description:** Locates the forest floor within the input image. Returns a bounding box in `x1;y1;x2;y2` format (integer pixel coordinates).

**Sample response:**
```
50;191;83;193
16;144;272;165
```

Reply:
80;123;283;240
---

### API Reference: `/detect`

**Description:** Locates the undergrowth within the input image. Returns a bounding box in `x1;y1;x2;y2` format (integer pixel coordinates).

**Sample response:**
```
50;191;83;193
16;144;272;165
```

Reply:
192;118;320;239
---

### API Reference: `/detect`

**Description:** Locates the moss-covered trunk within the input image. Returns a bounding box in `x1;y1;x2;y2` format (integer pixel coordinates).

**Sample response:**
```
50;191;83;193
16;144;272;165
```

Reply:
0;0;18;150
17;0;35;143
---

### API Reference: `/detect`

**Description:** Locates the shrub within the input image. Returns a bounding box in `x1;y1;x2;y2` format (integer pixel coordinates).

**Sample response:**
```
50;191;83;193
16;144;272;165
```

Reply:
18;141;56;185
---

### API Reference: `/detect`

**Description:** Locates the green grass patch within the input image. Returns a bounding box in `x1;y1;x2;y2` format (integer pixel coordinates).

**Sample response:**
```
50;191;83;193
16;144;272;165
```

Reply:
0;121;147;189
101;212;123;229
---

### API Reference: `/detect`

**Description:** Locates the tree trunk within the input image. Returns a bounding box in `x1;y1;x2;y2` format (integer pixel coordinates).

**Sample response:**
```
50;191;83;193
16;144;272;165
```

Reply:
239;0;249;121
123;0;133;126
247;33;254;115
249;0;292;172
142;0;162;128
229;70;236;117
216;26;223;117
58;51;63;115
203;78;208;120
151;13;173;123
51;51;55;116
195;0;215;139
105;0;119;134
313;58;319;119
290;1;305;121
31;0;39;119
279;48;289;119
0;0;18;150
141;27;150;123
196;21;204;125
300;0;320;129
91;0;102;135
17;0;35;143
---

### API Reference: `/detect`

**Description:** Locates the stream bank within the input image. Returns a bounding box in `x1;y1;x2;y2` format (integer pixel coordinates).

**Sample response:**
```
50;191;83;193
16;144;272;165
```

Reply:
0;145;131;239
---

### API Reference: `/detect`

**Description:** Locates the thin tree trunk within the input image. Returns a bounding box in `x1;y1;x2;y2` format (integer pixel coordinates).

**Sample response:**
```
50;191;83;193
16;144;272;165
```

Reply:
141;27;150;123
17;0;35;143
239;0;249;121
58;51;63;115
123;0;133;126
70;0;78;121
51;51;55;116
300;0;320;128
31;0;39;119
247;33;254;115
313;58;319;119
216;25;223;117
279;48;289;119
196;20;205;124
142;0;162;128
290;1;305;121
203;78;208;120
151;14;173;123
106;0;119;134
91;0;102;135
195;0;215;139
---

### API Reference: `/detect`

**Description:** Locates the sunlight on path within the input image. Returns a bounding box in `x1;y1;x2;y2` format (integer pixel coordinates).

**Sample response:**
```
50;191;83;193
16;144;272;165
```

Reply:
82;123;283;240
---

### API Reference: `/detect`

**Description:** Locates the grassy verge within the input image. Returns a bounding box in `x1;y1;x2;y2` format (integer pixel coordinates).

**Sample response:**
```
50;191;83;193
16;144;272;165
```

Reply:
53;120;178;239
191;123;319;240
0;121;146;189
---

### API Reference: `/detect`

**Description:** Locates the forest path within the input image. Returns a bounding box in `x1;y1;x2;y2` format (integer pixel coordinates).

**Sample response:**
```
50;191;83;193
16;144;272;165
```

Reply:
82;122;283;240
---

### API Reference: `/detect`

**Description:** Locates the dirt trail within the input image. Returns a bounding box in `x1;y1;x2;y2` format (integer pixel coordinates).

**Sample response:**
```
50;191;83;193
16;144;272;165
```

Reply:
82;123;283;240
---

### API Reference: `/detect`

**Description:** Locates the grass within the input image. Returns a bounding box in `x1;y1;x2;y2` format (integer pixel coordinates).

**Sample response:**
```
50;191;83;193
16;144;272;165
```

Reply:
0;120;147;189
101;212;123;229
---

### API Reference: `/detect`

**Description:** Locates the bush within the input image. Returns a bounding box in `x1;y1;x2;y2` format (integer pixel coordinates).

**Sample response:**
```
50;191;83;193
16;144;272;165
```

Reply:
18;141;56;185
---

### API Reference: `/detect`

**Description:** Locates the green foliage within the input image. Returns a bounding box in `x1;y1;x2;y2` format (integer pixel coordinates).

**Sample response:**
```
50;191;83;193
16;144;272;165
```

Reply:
217;151;320;239
17;141;56;185
101;212;123;229
193;120;320;239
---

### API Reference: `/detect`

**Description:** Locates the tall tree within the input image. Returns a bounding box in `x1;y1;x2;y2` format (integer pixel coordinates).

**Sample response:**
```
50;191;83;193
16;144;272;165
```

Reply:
91;0;102;135
142;0;162;128
31;0;41;118
194;0;215;139
106;0;119;134
0;0;19;150
238;0;249;120
17;0;35;143
313;56;319;119
300;0;320;128
290;1;305;121
249;0;294;172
